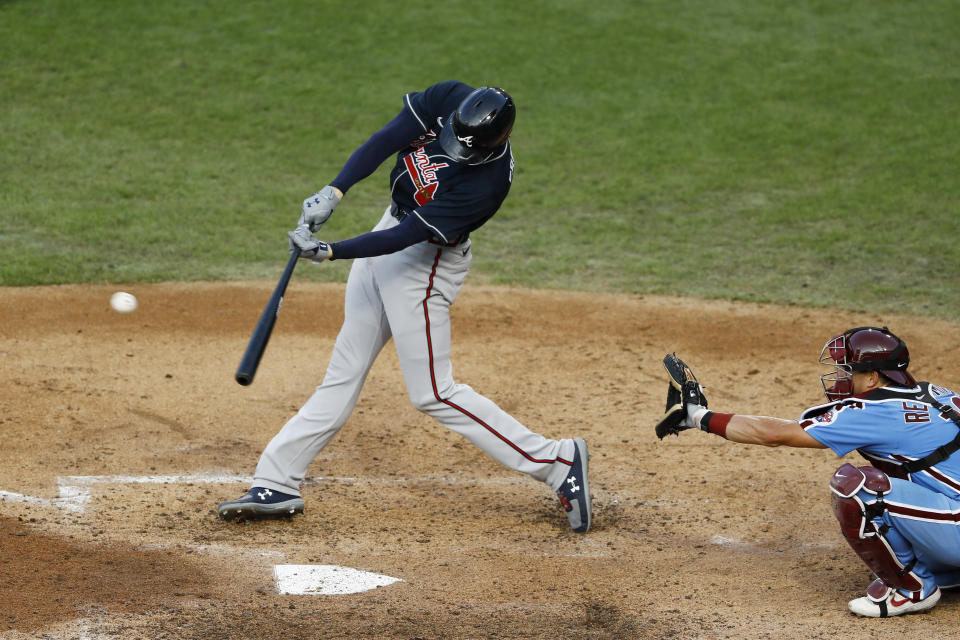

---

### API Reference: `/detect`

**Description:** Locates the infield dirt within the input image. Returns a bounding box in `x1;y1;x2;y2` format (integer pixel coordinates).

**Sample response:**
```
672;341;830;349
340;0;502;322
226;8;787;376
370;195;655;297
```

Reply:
2;282;958;639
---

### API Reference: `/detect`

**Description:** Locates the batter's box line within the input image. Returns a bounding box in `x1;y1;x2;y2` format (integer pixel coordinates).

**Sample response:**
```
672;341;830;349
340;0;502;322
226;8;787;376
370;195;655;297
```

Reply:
0;473;253;513
2;473;537;513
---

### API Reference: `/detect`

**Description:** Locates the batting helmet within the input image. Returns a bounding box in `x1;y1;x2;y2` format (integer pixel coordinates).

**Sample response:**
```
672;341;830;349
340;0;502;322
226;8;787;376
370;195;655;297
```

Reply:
439;86;515;164
819;326;917;400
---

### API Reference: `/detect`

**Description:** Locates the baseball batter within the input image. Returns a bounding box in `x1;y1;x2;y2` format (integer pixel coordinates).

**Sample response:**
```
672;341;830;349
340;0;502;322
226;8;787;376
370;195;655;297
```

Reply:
218;81;591;534
657;327;960;617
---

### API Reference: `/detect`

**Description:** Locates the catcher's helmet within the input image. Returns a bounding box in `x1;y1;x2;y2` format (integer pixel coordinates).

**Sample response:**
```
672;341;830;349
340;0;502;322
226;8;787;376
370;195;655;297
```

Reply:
439;86;515;164
819;326;917;400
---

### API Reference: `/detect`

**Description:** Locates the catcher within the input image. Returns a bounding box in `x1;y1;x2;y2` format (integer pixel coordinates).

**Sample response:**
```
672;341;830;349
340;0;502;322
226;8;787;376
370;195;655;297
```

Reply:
656;327;960;618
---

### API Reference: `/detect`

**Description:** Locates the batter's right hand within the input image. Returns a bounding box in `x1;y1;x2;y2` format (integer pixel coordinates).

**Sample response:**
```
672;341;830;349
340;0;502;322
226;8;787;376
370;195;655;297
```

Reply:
299;185;342;232
288;226;332;264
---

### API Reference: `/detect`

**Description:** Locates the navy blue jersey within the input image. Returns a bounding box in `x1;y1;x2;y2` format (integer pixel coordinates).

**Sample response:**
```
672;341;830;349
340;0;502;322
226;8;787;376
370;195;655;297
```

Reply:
390;80;514;244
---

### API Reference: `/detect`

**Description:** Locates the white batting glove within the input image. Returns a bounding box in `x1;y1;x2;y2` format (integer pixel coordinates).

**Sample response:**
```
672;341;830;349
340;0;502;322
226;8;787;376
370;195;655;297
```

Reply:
299;185;341;232
288;226;332;264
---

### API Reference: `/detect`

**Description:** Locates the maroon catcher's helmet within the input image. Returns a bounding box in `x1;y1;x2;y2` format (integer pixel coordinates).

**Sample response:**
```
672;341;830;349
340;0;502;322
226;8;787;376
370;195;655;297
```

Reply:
818;326;917;401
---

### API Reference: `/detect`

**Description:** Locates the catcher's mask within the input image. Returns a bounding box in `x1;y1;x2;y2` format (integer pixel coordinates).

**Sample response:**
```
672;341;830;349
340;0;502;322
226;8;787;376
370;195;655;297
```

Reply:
819;326;917;401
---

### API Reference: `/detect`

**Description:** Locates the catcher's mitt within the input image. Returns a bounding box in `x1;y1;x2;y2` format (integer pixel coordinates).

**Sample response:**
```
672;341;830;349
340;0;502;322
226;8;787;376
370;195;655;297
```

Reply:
654;353;709;439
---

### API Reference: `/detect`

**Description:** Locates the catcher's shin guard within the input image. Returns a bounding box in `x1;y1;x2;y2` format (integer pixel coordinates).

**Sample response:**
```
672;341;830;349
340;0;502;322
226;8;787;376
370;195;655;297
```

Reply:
829;463;924;593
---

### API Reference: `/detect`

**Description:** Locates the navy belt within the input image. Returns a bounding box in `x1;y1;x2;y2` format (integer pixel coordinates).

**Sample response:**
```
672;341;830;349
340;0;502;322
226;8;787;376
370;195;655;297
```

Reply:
389;202;410;222
390;202;469;247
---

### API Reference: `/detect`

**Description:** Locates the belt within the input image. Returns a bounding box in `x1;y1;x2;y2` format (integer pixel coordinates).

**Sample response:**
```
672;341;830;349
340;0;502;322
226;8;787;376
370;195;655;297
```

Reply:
390;202;469;247
389;202;410;222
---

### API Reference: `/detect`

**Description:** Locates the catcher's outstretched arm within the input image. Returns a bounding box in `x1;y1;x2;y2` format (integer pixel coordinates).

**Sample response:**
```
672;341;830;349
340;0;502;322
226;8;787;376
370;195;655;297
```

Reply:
654;352;826;449
686;404;826;448
705;414;826;448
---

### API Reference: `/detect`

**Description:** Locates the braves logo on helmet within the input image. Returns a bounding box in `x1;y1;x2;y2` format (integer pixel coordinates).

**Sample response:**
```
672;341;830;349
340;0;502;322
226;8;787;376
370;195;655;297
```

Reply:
457;134;474;147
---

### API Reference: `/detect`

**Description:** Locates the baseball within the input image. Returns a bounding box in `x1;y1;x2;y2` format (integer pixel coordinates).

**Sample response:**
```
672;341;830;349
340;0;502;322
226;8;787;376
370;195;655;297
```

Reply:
109;291;138;314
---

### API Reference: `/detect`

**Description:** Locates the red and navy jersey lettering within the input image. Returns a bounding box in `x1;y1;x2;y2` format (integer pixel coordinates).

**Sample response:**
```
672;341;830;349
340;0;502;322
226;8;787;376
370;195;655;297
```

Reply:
388;81;513;244
402;146;448;206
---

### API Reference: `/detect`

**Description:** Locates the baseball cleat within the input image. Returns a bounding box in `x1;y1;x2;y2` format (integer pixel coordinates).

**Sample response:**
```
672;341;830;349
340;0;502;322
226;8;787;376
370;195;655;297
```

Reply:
217;487;305;521
556;438;591;533
848;582;940;618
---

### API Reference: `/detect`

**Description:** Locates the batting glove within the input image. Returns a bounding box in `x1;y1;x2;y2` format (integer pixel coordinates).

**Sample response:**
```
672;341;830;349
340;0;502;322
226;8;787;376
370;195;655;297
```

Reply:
288;226;332;264
299;185;341;232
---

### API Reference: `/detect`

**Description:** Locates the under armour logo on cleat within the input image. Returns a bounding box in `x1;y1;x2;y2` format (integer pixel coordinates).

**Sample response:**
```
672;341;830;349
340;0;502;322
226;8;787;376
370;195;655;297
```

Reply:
566;477;580;493
257;489;273;501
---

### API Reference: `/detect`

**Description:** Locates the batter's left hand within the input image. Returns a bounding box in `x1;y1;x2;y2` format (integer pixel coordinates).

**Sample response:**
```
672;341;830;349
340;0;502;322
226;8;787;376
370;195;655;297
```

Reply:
288;226;332;264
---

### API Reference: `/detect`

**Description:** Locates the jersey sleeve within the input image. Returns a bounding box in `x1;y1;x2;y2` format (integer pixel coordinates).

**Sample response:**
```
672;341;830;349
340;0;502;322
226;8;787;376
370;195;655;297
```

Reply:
799;398;927;458
328;214;433;260
403;80;473;133
799;404;876;457
330;109;426;193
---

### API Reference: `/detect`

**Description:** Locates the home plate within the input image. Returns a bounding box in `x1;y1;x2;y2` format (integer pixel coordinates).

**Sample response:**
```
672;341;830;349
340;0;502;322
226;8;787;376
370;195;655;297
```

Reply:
274;564;403;595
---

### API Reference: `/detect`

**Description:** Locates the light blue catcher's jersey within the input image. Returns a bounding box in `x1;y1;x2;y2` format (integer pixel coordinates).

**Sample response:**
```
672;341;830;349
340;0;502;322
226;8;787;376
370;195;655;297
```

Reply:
800;384;960;500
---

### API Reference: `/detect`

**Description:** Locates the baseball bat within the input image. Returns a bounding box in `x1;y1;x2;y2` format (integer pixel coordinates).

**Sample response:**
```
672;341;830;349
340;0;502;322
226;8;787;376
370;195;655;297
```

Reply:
234;249;300;386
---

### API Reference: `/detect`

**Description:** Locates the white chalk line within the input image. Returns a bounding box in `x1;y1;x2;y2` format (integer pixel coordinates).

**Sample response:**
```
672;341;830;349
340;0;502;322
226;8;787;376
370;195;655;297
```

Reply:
0;473;252;513
710;533;840;553
0;472;546;514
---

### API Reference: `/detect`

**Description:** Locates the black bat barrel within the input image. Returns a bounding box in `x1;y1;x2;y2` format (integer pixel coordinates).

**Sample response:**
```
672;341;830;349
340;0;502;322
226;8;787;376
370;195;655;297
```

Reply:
235;250;300;386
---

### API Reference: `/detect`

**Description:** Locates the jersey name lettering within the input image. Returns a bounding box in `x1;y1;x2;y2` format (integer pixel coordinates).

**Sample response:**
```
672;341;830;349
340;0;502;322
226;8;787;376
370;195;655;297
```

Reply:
902;401;931;423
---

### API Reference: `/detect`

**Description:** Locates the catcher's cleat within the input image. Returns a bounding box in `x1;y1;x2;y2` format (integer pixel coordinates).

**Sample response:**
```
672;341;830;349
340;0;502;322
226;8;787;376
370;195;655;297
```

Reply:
848;581;940;618
556;438;591;534
218;487;305;521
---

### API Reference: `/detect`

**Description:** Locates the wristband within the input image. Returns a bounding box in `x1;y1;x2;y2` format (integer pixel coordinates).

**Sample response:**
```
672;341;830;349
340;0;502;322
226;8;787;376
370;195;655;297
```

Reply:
699;411;733;438
690;406;709;427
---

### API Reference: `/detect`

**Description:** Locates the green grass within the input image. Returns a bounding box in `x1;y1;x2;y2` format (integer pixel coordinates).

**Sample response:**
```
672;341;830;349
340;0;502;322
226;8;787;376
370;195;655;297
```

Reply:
2;1;958;318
